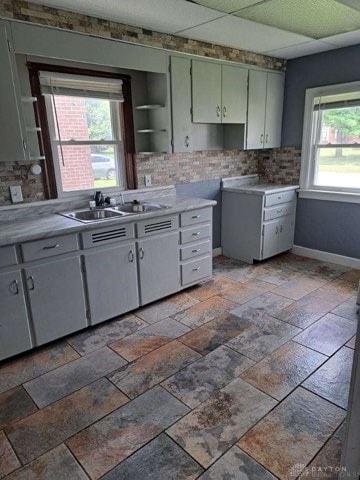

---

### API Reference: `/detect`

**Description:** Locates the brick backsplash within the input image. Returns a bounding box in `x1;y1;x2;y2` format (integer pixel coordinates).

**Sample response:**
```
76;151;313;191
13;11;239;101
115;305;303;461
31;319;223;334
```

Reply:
0;161;46;205
257;147;302;184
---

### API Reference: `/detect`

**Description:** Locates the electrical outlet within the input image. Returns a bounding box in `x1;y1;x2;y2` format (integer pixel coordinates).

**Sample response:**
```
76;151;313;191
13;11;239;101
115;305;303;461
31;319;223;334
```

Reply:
144;174;152;187
10;185;23;203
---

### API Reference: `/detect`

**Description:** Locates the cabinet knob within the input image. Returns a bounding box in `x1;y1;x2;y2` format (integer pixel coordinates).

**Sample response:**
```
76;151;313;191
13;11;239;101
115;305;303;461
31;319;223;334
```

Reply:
223;106;227;118
128;250;134;262
192;232;201;236
216;106;221;118
139;247;145;259
192;215;200;219
185;135;190;147
43;244;60;250
192;267;200;271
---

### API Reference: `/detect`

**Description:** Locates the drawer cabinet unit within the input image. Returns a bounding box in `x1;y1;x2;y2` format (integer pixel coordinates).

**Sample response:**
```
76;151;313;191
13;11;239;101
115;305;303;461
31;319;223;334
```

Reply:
0;245;17;268
21;234;79;262
181;256;212;286
180;224;211;244
180;208;212;227
180;240;211;261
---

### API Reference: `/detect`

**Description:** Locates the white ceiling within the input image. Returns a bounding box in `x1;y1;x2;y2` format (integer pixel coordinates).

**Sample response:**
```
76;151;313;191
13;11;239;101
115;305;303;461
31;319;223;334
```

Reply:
27;0;360;59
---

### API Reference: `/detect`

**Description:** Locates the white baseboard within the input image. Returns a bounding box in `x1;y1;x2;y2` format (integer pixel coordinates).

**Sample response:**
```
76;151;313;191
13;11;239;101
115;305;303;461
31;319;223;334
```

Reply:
291;245;360;269
213;247;223;257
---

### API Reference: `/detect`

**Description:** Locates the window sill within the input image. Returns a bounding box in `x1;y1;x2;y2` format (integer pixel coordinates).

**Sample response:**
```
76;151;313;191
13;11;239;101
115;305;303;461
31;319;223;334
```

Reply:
298;189;360;204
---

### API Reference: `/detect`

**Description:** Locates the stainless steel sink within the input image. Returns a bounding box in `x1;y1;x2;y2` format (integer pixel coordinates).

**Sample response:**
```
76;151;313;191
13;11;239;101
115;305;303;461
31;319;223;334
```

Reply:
59;208;128;223
113;202;171;214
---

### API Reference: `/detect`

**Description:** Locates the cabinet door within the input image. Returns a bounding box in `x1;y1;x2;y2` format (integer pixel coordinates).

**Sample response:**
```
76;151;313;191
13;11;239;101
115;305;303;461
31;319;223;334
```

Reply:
279;217;295;253
0;270;32;361
25;256;87;345
246;70;267;149
84;243;139;325
137;231;180;305
192;60;222;123
221;65;248;124
171;57;192;153
264;72;284;148
262;220;281;260
0;22;26;162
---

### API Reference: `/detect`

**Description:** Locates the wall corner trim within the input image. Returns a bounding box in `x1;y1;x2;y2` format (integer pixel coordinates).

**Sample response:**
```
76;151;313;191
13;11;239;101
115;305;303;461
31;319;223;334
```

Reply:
291;245;360;269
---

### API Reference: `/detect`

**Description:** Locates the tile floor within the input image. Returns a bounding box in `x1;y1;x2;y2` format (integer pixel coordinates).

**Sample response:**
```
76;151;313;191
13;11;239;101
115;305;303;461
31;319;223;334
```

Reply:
0;252;358;480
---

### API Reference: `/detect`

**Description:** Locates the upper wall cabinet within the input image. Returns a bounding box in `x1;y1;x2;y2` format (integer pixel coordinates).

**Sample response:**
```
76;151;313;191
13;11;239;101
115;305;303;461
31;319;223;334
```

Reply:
0;21;27;162
192;60;248;124
247;70;284;150
170;56;192;152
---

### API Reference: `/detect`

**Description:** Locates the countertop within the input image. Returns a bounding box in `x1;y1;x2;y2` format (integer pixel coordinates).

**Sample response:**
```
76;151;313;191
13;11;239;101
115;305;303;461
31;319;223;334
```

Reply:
0;196;216;247
222;183;299;195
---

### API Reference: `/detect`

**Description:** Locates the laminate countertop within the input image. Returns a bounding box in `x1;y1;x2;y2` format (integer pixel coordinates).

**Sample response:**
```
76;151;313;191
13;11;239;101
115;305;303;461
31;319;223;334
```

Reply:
221;184;299;195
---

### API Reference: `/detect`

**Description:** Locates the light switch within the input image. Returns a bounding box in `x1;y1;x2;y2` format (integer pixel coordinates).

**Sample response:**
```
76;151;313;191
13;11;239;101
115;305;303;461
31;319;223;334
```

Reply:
10;185;23;203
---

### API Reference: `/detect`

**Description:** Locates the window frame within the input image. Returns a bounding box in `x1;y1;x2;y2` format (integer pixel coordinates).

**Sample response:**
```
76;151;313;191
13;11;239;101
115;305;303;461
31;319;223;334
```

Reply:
300;81;360;204
28;62;137;199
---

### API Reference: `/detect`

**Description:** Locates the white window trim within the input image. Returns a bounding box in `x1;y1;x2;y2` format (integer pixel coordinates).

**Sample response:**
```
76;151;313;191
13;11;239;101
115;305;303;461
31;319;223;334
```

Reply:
300;81;360;204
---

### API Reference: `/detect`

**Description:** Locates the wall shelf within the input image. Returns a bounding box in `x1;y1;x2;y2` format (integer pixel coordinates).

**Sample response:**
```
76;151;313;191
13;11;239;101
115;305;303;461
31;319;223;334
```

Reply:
26;127;42;132
29;155;45;161
137;151;167;155
135;104;165;110
137;129;167;133
21;96;37;103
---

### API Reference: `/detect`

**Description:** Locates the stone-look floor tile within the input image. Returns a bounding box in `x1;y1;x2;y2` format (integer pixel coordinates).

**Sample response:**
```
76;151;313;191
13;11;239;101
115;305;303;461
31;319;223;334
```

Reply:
346;335;356;349
219;264;264;283
135;292;199;324
0;386;37;430
333;421;346;441
173;296;238;328
199;446;277;480
238;388;345;480
310;279;357;305
180;312;253;355
241;341;327;400
299;436;342;479
102;434;203;480
167;378;277;469
24;347;126;408
254;266;301;286
275;294;339;329
6;378;127;464
108;340;201;398
303;346;354;409
188;276;242;302
0;341;79;395
221;279;275;305
308;262;350;281
109;318;190;361
272;276;327;301
162;345;254;408
332;296;359;322
226;308;301;361
293;313;357;356
338;269;360;284
212;256;247;277
237;292;294;317
67;314;148;355
0;430;20;479
66;386;189;480
5;444;87;480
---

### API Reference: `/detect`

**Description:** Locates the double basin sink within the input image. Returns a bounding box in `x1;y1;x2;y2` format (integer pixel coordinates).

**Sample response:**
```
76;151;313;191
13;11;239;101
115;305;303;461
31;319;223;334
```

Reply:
60;202;171;224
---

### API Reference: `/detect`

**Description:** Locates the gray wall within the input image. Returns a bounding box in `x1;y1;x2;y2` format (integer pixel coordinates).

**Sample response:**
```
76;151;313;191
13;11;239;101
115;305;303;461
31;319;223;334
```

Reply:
282;44;360;259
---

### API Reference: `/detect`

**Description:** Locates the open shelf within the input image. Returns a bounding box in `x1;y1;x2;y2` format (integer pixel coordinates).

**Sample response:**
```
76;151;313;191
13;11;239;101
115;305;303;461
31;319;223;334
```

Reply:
137;151;167;155
26;127;42;132
21;96;37;103
137;129;167;133
135;104;165;110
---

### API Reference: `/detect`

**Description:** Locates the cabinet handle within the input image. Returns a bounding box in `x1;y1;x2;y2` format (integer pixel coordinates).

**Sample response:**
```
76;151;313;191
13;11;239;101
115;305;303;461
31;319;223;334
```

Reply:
185;136;190;147
277;195;282;200
28;276;35;291
192;232;201;236
192;267;200;271
11;279;19;295
192;215;200;219
280;225;283;233
260;133;264;144
43;244;60;250
265;134;269;144
192;249;200;253
223;106;226;117
216;106;221;117
128;250;134;262
139;247;144;259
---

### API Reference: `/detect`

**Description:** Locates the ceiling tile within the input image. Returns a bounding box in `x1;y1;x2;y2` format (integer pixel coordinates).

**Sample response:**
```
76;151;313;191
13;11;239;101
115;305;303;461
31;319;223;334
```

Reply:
322;29;360;47
179;14;312;53
29;0;225;34
335;0;360;12
188;0;264;14
266;40;337;59
234;0;360;39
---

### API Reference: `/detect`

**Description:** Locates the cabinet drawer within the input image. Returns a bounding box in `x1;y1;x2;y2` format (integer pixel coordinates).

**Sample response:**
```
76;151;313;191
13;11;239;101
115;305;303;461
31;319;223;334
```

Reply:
180;208;212;227
21;235;79;262
264;203;294;221
0;245;17;268
265;190;296;207
180;240;211;261
137;215;178;238
181;255;212;286
82;223;135;248
180;224;211;244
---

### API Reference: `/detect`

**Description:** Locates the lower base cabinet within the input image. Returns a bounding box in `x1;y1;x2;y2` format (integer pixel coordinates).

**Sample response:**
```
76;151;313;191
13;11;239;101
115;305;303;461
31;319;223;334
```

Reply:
25;256;87;345
84;243;139;325
262;217;295;259
0;269;32;361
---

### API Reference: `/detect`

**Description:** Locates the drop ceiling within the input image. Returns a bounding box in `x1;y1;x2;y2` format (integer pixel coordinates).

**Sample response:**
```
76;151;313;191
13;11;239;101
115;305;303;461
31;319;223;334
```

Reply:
27;0;360;59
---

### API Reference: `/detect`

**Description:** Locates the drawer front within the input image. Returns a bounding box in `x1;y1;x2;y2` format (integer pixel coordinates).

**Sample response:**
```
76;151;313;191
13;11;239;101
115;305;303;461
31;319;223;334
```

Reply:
265;190;296;207
0;245;17;268
181;255;212;286
180;208;212;227
82;223;135;248
180;224;211;244
21;234;79;262
180;240;211;261
137;215;178;238
264;203;294;222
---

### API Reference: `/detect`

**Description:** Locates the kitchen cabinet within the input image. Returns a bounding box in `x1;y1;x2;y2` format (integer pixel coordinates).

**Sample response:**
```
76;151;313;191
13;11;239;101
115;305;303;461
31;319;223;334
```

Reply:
25;255;87;345
84;243;139;325
262;217;294;259
192;60;248;124
247;70;284;149
0;269;32;361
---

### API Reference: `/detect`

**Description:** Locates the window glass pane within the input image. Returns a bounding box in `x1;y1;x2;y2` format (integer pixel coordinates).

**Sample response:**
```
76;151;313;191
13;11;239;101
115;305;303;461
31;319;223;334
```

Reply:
314;147;360;189
57;144;122;192
52;96;114;141
318;106;360;145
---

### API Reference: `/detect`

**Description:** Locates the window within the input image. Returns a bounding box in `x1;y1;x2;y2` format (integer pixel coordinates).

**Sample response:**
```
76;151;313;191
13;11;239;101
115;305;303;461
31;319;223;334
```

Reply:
301;82;360;201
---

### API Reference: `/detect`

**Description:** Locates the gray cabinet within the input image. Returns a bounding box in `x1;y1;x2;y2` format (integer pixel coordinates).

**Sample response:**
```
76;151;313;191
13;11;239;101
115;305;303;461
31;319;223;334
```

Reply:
246;70;284;149
262;217;295;259
0;21;26;162
137;231;180;305
25;256;87;345
221;65;248;124
0;269;32;361
84;243;139;325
